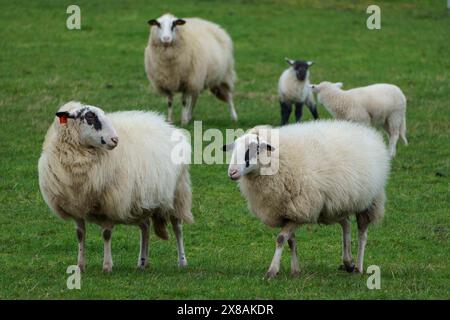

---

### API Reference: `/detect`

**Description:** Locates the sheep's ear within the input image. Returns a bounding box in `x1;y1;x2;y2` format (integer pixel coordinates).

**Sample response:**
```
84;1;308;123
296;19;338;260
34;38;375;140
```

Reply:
307;61;314;67
148;19;160;27
174;19;186;26
222;143;235;152
284;57;294;66
55;111;75;119
335;82;343;88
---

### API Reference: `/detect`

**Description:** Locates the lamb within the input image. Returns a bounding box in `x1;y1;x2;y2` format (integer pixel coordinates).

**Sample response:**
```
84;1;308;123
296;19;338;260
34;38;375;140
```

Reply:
278;58;319;125
222;120;390;279
38;101;193;272
311;81;407;157
145;13;238;125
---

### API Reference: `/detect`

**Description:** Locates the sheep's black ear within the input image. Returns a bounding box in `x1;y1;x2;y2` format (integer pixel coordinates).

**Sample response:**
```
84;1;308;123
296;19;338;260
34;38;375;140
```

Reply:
148;19;160;27
222;143;234;152
261;142;275;152
174;19;186;26
55;111;74;119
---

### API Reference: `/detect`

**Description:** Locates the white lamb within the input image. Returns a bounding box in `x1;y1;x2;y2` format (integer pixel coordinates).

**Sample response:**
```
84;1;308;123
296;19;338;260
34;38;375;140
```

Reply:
311;81;407;157
145;13;238;125
38;101;193;272
223;120;390;279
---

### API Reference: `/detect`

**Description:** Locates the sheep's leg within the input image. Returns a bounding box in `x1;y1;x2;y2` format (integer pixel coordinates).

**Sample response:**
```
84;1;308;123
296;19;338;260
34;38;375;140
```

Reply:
306;99;319;119
355;214;369;274
266;222;297;279
294;102;304;122
338;217;355;272
75;219;86;272
188;94;198;123
167;95;173;123
211;84;238;122
388;127;400;158
181;94;191;125
280;102;292;125
137;219;150;269
287;233;300;277
170;217;187;267
102;226;114;272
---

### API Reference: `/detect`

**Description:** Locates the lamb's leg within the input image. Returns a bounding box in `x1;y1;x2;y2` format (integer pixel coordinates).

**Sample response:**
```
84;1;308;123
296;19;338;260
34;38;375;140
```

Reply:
102;226;114;272
338;217;355;272
306;99;319;119
211;84;238;122
294;102;304;122
170;217;187;267
266;222;297;279
355;214;369;274
280;101;292;125
189;94;198;123
167;95;174;123
287;233;300;277
75;219;86;272
137;219;150;269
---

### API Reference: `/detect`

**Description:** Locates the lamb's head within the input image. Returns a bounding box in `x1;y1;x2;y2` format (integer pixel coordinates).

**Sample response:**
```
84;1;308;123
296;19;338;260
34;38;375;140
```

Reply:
55;102;119;150
310;81;343;94
148;13;186;45
222;133;275;181
285;58;314;81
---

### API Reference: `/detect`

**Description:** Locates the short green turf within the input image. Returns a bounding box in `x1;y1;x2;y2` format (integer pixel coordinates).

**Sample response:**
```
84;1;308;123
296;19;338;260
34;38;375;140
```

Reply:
0;0;448;299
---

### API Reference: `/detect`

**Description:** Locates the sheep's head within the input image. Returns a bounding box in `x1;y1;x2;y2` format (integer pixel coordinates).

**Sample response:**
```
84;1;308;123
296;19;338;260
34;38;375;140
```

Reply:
310;81;343;93
148;13;186;46
285;58;314;81
55;102;119;150
222;133;275;181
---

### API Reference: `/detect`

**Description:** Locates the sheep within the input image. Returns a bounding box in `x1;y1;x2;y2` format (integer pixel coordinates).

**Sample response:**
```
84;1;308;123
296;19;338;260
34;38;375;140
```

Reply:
222;120;390;279
278;58;319;125
145;13;238;125
38;101;193;272
310;81;407;157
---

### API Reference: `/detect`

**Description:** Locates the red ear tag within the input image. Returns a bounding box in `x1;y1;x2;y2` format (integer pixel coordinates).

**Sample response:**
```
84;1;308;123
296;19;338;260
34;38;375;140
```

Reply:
59;116;68;124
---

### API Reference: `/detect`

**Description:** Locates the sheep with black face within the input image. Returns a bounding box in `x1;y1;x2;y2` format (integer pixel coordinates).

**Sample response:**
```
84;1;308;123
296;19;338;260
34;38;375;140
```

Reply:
38;101;193;272
278;58;318;125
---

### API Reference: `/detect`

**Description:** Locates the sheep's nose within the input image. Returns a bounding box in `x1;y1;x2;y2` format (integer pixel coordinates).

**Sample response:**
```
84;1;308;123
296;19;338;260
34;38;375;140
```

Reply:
111;136;119;146
162;36;171;42
228;168;238;178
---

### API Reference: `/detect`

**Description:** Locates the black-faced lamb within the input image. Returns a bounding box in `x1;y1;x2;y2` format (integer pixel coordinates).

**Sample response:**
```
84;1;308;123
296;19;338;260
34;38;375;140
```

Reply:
278;58;319;125
223;121;390;278
145;13;238;125
38;101;193;272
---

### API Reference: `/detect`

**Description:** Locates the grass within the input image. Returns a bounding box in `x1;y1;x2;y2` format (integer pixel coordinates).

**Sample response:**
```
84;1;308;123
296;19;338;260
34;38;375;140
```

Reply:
0;0;449;299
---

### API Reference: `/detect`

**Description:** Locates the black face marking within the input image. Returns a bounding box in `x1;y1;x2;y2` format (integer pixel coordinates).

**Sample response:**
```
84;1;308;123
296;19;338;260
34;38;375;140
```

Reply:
82;110;102;131
101;137;106;145
244;149;250;168
292;60;310;81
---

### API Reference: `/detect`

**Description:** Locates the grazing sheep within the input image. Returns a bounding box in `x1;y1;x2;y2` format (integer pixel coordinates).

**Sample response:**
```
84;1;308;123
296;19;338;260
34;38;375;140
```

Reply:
278;58;318;125
145;13;238;125
223;120;390;278
38;101;193;272
311;81;407;157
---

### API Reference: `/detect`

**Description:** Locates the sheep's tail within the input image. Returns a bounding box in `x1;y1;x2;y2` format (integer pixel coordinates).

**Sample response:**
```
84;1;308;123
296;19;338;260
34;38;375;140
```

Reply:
174;165;194;224
362;191;386;225
151;212;169;240
400;113;408;145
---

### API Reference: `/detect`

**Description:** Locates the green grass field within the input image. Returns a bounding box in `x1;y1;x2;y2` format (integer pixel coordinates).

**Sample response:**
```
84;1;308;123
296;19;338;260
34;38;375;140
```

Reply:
0;0;449;299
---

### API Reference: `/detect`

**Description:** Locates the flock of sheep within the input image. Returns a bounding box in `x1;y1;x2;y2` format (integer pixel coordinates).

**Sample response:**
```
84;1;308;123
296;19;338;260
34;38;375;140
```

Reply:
38;13;408;279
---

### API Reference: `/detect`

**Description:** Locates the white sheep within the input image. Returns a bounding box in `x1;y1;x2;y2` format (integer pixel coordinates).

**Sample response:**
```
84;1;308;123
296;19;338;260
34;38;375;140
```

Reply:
145;13;238;125
278;58;318;125
38;101;193;272
223;120;390;278
311;81;408;157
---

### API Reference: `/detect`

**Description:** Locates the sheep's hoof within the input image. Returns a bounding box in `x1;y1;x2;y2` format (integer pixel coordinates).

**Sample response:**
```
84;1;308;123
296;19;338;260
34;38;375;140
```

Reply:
264;269;278;280
339;263;355;273
291;270;300;278
354;267;363;274
102;264;113;273
178;259;188;268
